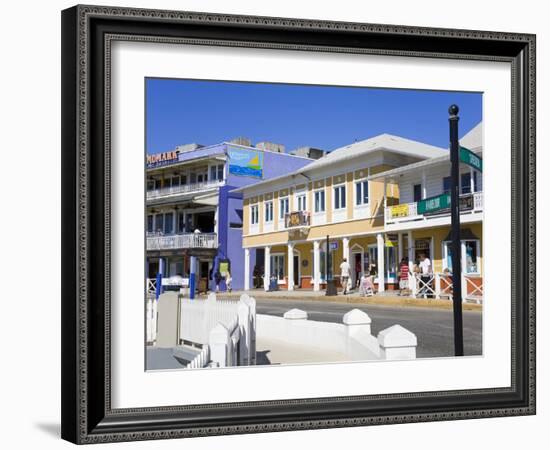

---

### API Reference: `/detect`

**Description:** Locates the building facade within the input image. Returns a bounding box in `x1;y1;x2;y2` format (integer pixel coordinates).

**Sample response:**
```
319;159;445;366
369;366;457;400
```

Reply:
235;124;483;299
146;141;312;292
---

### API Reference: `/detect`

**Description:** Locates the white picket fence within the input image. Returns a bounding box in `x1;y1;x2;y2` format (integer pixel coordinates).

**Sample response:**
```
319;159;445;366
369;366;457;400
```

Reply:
148;292;256;368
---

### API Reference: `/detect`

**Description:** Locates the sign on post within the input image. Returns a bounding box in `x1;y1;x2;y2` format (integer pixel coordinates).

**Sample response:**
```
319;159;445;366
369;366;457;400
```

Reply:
459;146;482;171
417;193;450;215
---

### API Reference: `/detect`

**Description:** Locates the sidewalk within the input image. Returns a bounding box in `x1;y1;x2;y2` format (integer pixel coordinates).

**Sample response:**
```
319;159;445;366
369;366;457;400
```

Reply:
200;289;483;311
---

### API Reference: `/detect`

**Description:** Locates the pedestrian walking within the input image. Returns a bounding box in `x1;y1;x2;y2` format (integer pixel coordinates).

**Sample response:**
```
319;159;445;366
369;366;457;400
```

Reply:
340;258;351;295
214;270;222;293
354;259;362;288
225;271;232;293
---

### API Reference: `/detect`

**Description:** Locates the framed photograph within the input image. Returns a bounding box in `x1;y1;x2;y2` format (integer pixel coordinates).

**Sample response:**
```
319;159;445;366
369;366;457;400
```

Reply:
61;5;536;444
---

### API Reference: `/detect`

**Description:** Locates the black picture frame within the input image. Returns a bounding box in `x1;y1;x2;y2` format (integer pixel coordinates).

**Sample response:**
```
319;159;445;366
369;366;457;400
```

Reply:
61;4;536;444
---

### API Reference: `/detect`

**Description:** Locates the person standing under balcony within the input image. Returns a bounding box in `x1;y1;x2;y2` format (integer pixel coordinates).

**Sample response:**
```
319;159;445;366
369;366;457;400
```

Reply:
354;259;362;289
399;257;410;296
340;258;351;295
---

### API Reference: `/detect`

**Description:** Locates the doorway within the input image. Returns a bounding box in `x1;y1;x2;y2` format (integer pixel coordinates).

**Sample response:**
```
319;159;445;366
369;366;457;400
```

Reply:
352;252;363;288
293;255;300;288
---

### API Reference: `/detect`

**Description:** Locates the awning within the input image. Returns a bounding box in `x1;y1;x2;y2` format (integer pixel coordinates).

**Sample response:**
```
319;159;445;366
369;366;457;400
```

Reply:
443;227;480;241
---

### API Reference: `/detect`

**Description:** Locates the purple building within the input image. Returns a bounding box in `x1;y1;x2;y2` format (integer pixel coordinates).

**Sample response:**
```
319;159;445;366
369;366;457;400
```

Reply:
146;140;312;292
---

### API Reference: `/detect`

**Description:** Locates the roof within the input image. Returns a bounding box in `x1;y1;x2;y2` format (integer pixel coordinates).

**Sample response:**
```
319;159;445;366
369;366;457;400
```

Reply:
232;133;447;193
368;122;483;182
302;133;447;171
459;122;482;151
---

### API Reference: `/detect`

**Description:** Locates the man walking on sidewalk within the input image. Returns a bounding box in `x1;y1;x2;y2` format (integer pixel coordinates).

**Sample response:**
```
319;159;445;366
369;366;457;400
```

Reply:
340;258;351;295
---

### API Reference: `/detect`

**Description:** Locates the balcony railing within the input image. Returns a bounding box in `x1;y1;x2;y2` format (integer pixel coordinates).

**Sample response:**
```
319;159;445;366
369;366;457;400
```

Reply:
146;179;224;200
146;232;218;250
385;191;483;225
284;211;311;228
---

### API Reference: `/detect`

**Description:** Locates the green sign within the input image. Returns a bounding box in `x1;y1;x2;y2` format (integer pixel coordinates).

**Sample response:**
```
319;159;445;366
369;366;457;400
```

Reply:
417;193;450;215
459;146;482;172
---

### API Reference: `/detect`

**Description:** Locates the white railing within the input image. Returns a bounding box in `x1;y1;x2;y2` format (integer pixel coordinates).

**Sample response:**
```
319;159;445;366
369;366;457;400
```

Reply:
409;272;483;303
150;292;256;367
257;308;417;362
385;191;483;224
146;232;217;250
146;179;224;200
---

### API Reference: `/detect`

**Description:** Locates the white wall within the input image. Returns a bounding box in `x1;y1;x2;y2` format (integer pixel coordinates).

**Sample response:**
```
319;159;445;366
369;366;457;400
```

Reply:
0;1;545;450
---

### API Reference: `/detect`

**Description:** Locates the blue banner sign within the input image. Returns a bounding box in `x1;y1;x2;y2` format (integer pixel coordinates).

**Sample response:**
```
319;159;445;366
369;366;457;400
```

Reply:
228;147;263;178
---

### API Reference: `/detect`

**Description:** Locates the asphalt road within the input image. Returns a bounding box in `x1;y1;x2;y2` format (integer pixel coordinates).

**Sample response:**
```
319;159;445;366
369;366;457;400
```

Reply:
255;298;482;358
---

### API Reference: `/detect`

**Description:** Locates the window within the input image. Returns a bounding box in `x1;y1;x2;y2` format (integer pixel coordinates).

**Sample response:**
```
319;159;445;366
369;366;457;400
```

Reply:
443;240;479;274
442;177;451;195
155;214;164;233
314;190;325;213
250;205;259;225
163;212;174;234
210;164;224;181
171;176;180;187
181;174;187;185
355;180;369;205
464;240;479;273
413;183;422;202
147;180;155;191
461;172;472;194
147;215;154;232
265;201;274;223
279;197;289;219
270;255;285;280
296;193;307;211
177;212;185;233
334;185;346;209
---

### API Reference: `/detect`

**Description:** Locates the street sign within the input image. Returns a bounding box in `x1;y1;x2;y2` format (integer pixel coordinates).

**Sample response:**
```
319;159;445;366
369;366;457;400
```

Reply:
329;241;338;251
459;146;482;172
417;193;450;215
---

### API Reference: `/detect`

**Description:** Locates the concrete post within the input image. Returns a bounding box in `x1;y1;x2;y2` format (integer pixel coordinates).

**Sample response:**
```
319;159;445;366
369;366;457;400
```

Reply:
397;232;403;263
264;246;271;291
209;323;230;368
287;243;295;291
378;324;417;360
377;233;385;293
244;248;250;291
155;292;180;348
343;309;372;336
313;240;321;291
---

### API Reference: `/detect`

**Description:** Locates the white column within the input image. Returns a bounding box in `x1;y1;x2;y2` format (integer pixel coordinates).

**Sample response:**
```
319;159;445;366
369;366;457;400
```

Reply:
264;246;271;291
422;170;427;199
470;167;475;193
407;230;414;272
214;206;219;235
244;248;250;291
397;232;403;263
342;237;350;264
287;243;295;291
377;233;385;292
313;240;321;291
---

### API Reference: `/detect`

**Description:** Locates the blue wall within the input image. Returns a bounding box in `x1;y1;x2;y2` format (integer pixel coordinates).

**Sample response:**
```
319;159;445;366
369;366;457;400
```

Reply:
217;144;311;290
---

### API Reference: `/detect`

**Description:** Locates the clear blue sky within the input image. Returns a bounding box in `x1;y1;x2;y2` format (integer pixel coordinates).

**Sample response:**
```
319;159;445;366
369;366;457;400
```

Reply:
146;78;482;154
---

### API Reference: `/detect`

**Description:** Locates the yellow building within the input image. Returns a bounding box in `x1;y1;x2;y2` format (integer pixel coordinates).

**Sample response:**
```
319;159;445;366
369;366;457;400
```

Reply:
234;124;483;299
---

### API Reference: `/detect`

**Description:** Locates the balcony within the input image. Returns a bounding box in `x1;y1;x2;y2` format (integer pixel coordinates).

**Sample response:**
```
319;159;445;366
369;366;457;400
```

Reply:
284;211;311;228
146;232;218;251
385;191;483;226
146;179;224;201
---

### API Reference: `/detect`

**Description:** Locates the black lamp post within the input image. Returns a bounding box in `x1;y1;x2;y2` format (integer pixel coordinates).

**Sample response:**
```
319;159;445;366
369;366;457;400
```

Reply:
449;104;464;357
